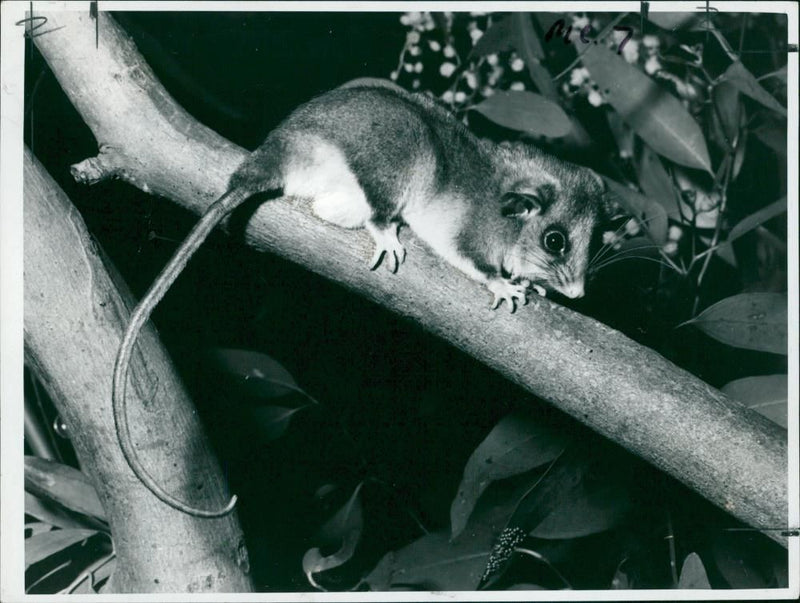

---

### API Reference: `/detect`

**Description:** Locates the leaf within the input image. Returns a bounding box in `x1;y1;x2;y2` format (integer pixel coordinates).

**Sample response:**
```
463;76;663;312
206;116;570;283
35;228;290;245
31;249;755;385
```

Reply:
24;457;106;522
727;198;787;245
470;14;556;100
450;411;567;539
647;12;700;30
25;493;93;530
25;522;54;538
511;14;557;100
207;347;299;398
469;15;514;58
252;405;308;441
606;111;634;159
753;120;786;156
511;13;544;61
636;145;681;219
722;375;787;428
471;91;571;138
366;480;517;591
713;81;741;145
678;552;711;588
302;483;364;589
721;61;787;117
531;477;632;539
709;197;785;263
684;293;787;355
25;529;98;569
65;554;117;594
581;43;712;172
603;177;668;243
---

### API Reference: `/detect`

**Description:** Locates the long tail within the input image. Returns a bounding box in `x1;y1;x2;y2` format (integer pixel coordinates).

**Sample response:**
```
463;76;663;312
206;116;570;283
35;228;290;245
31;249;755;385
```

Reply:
112;186;262;518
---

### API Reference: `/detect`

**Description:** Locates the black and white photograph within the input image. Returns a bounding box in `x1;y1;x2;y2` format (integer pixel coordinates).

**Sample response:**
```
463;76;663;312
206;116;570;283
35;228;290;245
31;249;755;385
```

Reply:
0;1;797;599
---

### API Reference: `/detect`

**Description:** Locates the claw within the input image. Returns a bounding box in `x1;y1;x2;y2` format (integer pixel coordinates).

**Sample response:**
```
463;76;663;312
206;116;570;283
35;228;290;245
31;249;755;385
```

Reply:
370;248;385;271
366;223;405;273
487;278;528;312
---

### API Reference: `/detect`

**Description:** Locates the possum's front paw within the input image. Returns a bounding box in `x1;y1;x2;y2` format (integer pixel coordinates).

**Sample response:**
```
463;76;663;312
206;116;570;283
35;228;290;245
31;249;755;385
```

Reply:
487;278;528;312
367;223;406;273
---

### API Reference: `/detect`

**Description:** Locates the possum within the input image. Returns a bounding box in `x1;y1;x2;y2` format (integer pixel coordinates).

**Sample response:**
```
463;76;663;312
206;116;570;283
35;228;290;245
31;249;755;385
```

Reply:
112;84;608;516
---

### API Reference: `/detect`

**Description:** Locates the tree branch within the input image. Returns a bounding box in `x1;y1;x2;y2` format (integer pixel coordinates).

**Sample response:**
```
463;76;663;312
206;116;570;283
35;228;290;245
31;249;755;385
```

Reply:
23;147;253;592
32;10;787;546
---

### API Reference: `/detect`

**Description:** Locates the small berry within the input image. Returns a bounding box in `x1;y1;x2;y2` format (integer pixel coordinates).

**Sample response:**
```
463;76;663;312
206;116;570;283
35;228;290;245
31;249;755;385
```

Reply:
668;225;683;241
440;61;456;77
510;57;525;72
644;56;661;75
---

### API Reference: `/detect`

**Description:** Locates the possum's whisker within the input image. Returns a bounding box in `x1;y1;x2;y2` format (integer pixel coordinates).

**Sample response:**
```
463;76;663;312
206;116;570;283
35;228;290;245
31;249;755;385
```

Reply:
588;214;661;271
592;254;673;272
590;243;665;272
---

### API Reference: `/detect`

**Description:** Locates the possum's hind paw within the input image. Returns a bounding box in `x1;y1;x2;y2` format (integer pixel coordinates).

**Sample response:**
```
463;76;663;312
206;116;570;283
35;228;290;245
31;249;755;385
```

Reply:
367;223;406;273
488;278;529;313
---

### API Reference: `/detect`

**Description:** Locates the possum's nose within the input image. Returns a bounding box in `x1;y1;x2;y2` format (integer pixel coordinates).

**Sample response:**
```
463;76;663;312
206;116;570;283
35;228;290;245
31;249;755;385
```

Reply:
561;282;585;299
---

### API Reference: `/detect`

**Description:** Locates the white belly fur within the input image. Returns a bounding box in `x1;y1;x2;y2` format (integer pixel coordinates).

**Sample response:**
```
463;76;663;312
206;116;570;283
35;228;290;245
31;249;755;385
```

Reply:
403;196;485;282
283;137;372;229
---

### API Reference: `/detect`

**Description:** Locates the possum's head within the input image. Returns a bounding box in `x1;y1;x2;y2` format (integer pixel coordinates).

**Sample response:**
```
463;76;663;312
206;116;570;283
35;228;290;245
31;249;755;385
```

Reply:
496;145;607;299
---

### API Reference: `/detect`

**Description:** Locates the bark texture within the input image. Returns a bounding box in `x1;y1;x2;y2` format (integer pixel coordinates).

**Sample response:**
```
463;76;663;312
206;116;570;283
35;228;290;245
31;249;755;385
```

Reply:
23;148;253;592
31;10;787;546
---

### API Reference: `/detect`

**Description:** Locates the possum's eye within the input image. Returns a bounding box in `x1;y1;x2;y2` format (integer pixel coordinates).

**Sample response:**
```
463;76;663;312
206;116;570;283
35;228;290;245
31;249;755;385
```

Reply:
542;228;568;255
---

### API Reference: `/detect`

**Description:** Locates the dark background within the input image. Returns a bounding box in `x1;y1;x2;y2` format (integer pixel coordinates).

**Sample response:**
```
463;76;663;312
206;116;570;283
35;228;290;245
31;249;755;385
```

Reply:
23;11;788;591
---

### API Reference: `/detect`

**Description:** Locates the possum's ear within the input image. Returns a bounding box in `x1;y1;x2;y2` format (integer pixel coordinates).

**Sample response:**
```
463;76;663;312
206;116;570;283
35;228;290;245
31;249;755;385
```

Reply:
591;172;623;220
500;192;542;219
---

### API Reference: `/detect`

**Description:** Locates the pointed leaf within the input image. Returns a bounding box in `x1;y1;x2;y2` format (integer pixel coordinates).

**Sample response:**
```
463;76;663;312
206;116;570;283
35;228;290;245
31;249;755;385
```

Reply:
511;13;544;60
728;198;787;245
685;293;787;355
510;13;557;100
603;177;668;243
302;483;364;589
208;348;299;398
582;44;712;172
25;493;92;530
678;552;711;589
367;481;517;591
636;145;681;219
471;91;571;138
711;197;786;261
721;61;787;117
722;375;787;428
469;15;514;58
25;529;98;569
252;405;308;441
450;412;567;539
24;457;106;522
753;119;786;156
531;477;632;539
712;81;741;146
25;522;54;538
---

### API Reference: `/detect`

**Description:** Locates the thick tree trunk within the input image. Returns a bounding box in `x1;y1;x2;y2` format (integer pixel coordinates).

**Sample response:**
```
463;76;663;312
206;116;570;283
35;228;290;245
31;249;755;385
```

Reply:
31;9;787;547
23;148;253;593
